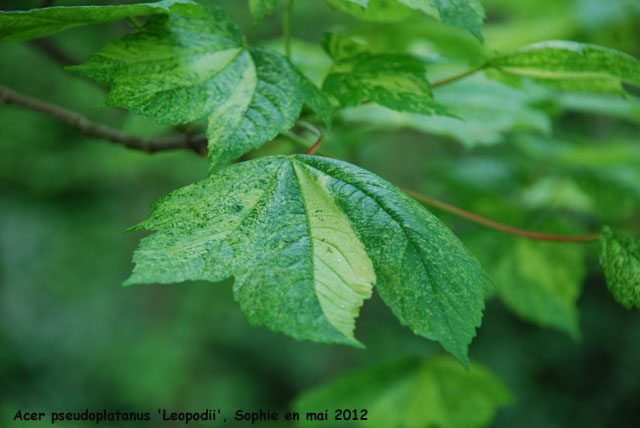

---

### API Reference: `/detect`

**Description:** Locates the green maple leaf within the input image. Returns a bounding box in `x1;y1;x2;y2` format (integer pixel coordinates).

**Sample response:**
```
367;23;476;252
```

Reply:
488;40;640;94
293;356;513;428
69;5;332;170
125;155;489;365
0;0;204;44
327;0;485;42
600;227;640;310
322;34;450;116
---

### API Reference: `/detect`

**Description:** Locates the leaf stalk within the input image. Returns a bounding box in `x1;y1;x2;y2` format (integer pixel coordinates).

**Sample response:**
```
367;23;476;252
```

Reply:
430;64;487;89
284;0;294;59
401;187;601;242
126;16;145;32
297;120;324;155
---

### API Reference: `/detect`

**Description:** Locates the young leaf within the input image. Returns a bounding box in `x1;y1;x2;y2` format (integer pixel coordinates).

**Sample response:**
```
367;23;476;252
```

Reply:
322;34;450;116
293;356;513;428
0;0;204;44
424;0;485;43
249;0;282;23
69;5;332;171
349;19;486;61
327;0;418;23
599;227;640;309
125;155;489;365
343;0;369;6
553;92;640;124
326;0;485;42
263;38;335;87
339;78;551;147
490;238;584;339
488;40;640;94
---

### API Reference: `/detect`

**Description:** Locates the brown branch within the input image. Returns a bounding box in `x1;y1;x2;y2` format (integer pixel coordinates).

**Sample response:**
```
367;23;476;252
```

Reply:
0;84;207;155
0;85;605;242
401;187;601;242
286;123;599;243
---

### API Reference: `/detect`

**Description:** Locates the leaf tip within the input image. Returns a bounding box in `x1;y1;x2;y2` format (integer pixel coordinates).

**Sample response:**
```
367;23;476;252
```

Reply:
123;223;144;234
348;337;366;350
121;277;136;287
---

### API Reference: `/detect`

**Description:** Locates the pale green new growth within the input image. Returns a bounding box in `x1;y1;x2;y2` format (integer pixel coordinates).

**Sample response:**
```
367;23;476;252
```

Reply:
492;238;584;339
322;34;450;116
600;227;640;309
125;156;488;364
70;4;332;170
489;40;640;94
327;0;485;41
293;356;513;428
0;0;204;44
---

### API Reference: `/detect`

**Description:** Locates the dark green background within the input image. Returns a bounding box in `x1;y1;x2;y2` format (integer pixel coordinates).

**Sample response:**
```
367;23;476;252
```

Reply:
1;0;639;427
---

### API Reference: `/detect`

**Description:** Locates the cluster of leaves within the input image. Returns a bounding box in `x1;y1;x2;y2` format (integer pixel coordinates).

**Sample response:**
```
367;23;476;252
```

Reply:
434;132;640;340
1;0;640;372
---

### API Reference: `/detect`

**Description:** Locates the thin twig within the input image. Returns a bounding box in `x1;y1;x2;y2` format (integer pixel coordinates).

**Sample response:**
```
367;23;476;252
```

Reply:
401;187;601;242
283;127;599;242
0;84;606;242
126;16;145;32
296;120;324;155
284;0;294;59
0;84;207;155
28;39;108;89
283;122;600;243
430;64;487;89
28;39;78;65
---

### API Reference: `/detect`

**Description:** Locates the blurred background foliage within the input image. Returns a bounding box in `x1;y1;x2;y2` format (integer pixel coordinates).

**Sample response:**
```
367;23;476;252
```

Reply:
1;0;639;427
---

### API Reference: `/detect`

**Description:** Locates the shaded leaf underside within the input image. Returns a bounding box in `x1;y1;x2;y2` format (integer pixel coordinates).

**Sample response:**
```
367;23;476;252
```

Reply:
491;238;584;339
0;0;204;43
